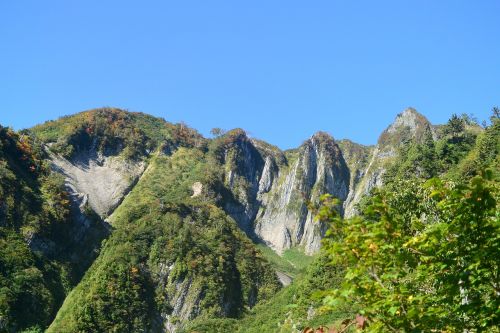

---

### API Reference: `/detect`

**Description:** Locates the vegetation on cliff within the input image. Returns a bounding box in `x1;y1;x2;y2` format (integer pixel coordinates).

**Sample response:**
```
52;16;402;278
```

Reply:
47;146;281;332
1;107;498;332
31;108;205;159
313;112;499;332
0;126;80;332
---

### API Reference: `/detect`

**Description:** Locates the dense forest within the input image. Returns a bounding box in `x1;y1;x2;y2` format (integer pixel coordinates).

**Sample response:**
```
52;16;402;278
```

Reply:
0;107;498;332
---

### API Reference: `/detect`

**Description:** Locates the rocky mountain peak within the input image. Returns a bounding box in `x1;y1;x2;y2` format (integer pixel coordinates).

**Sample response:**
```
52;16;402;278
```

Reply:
307;131;336;150
344;108;435;217
378;107;433;149
221;128;249;144
301;131;345;170
254;130;350;255
310;131;335;143
386;107;429;134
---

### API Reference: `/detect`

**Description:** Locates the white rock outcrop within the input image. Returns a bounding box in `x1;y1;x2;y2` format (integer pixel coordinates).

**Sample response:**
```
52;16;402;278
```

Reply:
50;149;145;218
220;131;349;255
254;132;349;254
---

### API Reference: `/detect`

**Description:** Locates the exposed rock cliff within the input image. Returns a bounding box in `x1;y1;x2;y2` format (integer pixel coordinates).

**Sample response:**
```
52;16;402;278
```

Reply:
49;147;145;218
11;107;456;332
216;129;268;234
218;110;435;253
45;144;145;276
337;139;374;217
216;130;350;255
343;108;434;217
254;132;349;254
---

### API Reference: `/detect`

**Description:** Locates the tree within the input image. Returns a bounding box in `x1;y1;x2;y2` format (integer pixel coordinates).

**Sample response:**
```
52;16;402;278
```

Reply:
460;113;479;126
319;170;499;332
445;113;465;138
491;106;500;122
210;127;225;138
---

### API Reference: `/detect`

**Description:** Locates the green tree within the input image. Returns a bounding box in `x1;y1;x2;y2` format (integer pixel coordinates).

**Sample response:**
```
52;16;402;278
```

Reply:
491;106;500;122
210;127;225;138
445;113;466;138
319;171;499;332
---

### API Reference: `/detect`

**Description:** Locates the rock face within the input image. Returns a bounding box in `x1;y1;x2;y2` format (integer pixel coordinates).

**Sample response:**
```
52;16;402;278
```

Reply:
336;139;373;219
45;144;145;274
219;130;268;234
276;271;293;286
45;107;434;257
154;262;203;333
343;108;434;217
254;132;350;254
49;146;145;218
215;109;433;254
219;131;350;254
191;182;203;198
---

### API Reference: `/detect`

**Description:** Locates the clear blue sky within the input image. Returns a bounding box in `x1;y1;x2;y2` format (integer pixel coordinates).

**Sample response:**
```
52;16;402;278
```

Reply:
1;1;499;148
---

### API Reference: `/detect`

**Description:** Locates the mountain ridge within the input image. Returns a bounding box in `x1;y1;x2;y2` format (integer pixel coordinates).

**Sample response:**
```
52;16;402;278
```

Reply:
26;106;443;251
2;106;495;332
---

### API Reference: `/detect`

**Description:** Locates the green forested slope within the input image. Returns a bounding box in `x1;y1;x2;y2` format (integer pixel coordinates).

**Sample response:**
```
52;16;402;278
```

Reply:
0;126;103;332
1;109;210;332
31;107;205;159
47;147;281;332
193;112;500;333
317;172;498;331
1;108;498;332
182;253;352;333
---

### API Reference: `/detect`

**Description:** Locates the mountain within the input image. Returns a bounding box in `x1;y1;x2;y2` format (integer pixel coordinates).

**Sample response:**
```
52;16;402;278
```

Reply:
30;108;205;218
0;106;497;332
0;125;107;332
47;150;281;333
205;129;350;255
343;108;435;217
254;132;349;254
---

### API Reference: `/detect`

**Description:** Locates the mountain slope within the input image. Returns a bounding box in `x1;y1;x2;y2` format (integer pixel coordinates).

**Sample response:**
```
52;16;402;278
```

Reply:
181;253;350;333
254;132;349;254
2;106;496;332
344;108;435;217
0;126;107;332
46;143;282;332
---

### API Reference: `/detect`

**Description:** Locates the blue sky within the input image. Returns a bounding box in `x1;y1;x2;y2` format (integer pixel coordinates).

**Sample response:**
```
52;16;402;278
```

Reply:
1;1;499;148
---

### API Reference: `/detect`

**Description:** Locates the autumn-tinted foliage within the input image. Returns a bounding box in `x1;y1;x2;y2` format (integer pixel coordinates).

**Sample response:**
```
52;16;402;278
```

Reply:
2;108;499;332
47;148;281;332
319;169;499;332
0;126;74;332
30;107;205;159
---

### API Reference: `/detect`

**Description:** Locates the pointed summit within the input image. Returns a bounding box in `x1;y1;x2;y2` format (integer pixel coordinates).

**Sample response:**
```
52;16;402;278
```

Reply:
304;131;337;150
378;107;433;148
310;131;335;142
386;107;430;134
344;108;435;217
255;130;349;255
301;131;344;164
